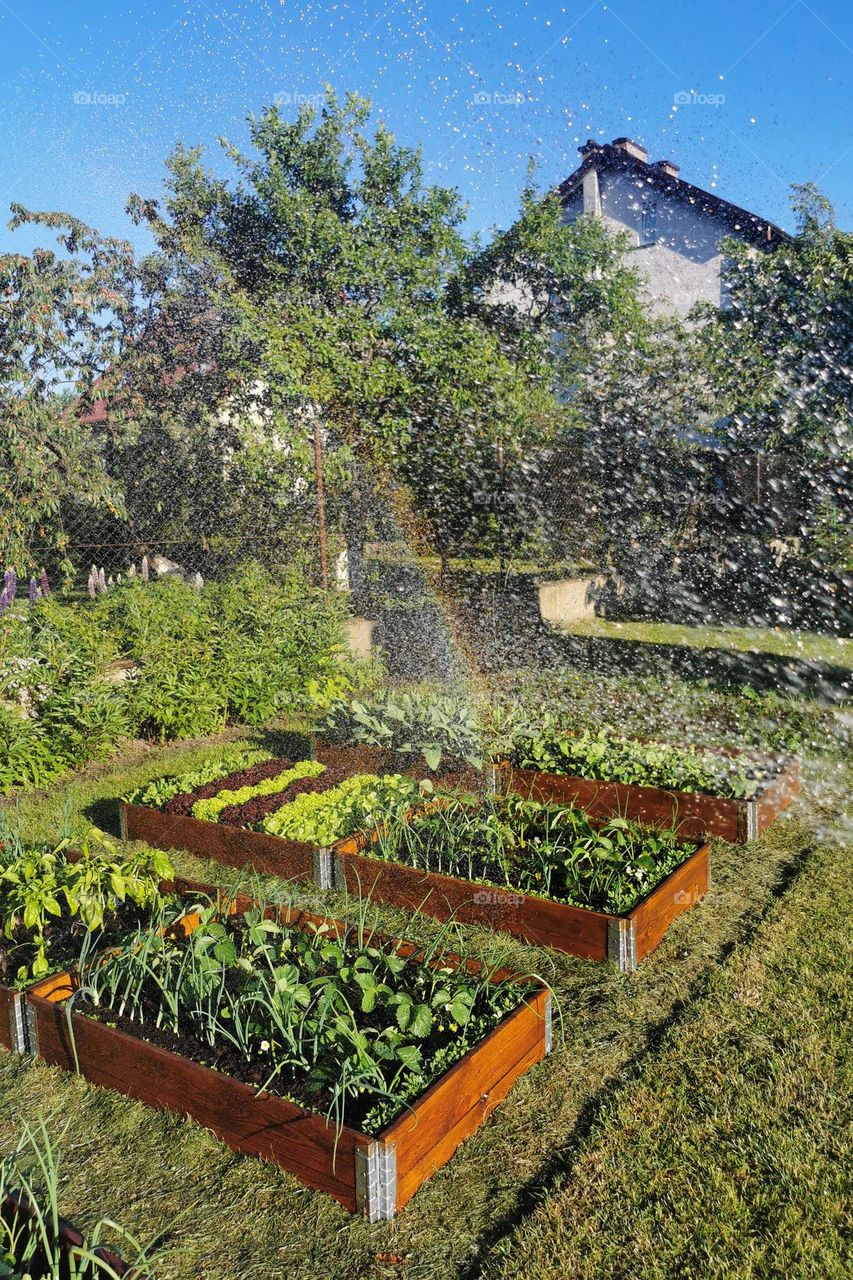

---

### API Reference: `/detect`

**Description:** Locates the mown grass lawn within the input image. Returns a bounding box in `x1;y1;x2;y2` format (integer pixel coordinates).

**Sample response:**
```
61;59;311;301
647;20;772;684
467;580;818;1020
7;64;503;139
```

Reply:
483;823;853;1280
0;677;849;1280
561;617;853;669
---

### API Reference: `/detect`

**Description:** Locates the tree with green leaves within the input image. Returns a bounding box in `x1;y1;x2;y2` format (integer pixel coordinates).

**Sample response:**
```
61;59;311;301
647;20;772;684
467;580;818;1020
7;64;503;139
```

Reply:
700;184;852;588
125;92;650;584
0;207;137;579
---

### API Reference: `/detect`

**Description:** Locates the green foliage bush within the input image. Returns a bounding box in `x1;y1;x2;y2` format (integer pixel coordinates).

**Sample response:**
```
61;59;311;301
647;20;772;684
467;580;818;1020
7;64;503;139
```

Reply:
0;564;350;793
320;688;483;770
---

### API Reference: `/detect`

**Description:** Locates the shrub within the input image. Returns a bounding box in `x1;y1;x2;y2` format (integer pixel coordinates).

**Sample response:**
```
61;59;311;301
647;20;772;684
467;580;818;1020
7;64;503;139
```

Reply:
0;563;351;792
320;688;483;770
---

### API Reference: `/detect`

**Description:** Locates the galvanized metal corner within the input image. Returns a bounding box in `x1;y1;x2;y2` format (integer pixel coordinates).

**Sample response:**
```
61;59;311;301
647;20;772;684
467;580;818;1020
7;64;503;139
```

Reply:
543;992;553;1055
8;993;27;1054
745;800;759;842
119;802;128;842
607;919;637;973
312;846;334;889
23;1001;39;1057
354;1141;397;1221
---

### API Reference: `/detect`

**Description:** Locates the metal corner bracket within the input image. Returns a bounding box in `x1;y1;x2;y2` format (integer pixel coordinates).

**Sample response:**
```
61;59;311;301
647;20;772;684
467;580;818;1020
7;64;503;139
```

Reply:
607;918;637;973
354;1141;397;1221
312;846;334;889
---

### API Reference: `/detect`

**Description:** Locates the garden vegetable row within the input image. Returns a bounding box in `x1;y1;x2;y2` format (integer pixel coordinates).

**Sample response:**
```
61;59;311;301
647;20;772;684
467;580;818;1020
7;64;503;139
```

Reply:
501;727;800;842
120;747;711;969
320;696;800;842
1;845;550;1218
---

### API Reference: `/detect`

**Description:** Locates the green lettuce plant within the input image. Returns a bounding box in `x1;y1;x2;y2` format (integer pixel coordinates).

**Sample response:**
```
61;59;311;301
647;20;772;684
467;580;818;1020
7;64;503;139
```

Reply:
261;773;424;845
191;759;325;822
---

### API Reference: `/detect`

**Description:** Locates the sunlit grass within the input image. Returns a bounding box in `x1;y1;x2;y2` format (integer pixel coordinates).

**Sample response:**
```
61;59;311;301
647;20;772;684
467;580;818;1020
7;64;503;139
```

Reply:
561;617;853;667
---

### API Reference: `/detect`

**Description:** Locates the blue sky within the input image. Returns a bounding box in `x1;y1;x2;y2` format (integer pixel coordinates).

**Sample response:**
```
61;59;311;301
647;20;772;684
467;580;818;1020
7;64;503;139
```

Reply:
1;0;851;258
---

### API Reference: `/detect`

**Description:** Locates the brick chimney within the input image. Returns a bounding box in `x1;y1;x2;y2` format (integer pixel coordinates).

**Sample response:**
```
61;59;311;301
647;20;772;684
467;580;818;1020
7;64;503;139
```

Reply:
655;159;680;178
611;137;648;163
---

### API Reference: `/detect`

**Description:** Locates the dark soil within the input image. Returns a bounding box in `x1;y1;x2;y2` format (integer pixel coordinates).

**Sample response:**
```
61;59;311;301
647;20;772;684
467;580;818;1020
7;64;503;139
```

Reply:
218;762;351;827
0;901;162;988
164;757;295;816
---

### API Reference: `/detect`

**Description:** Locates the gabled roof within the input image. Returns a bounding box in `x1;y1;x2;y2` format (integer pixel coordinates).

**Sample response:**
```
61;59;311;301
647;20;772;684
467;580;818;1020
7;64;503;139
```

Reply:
557;139;787;248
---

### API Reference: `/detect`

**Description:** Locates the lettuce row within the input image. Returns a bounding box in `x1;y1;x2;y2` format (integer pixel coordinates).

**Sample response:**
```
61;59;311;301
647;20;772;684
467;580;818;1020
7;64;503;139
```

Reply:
191;759;326;823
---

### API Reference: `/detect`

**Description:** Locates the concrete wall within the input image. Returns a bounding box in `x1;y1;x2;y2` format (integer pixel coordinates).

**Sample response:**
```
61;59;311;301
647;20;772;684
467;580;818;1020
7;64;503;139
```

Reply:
343;616;375;660
538;575;606;628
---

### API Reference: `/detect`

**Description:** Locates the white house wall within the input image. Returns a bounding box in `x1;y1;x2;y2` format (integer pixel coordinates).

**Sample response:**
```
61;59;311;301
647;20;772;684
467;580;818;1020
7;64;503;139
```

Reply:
563;170;753;317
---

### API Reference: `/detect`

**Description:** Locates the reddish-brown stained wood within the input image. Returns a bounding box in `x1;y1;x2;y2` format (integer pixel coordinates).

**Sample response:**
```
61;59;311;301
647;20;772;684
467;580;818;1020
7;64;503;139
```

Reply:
26;900;549;1216
0;1192;132;1277
502;755;799;844
0;987;18;1052
122;802;317;880
386;990;549;1207
754;760;801;838
395;1034;547;1210
334;848;613;959
503;767;740;841
28;984;367;1209
629;843;710;962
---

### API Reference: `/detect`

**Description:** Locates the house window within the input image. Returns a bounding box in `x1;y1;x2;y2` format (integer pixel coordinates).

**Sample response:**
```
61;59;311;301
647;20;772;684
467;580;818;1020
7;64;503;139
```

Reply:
640;197;657;245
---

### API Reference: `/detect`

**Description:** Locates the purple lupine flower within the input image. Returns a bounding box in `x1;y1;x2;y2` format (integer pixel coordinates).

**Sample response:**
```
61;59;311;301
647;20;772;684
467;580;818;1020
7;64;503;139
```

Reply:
28;577;38;605
39;568;49;597
0;587;8;618
98;567;107;593
4;569;16;601
87;571;97;599
141;555;149;582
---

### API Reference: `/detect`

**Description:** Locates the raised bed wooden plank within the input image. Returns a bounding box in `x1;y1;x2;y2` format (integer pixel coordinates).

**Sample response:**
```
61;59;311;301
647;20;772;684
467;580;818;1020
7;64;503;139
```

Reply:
628;842;710;963
501;754;800;844
333;846;612;959
25;905;550;1218
752;760;801;839
386;989;549;1208
121;802;326;885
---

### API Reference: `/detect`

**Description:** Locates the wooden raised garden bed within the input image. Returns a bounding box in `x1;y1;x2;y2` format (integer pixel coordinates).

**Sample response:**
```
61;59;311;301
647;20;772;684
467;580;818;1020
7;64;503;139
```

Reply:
121;745;480;888
499;752;800;843
23;899;551;1219
333;826;710;971
0;1191;132;1277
